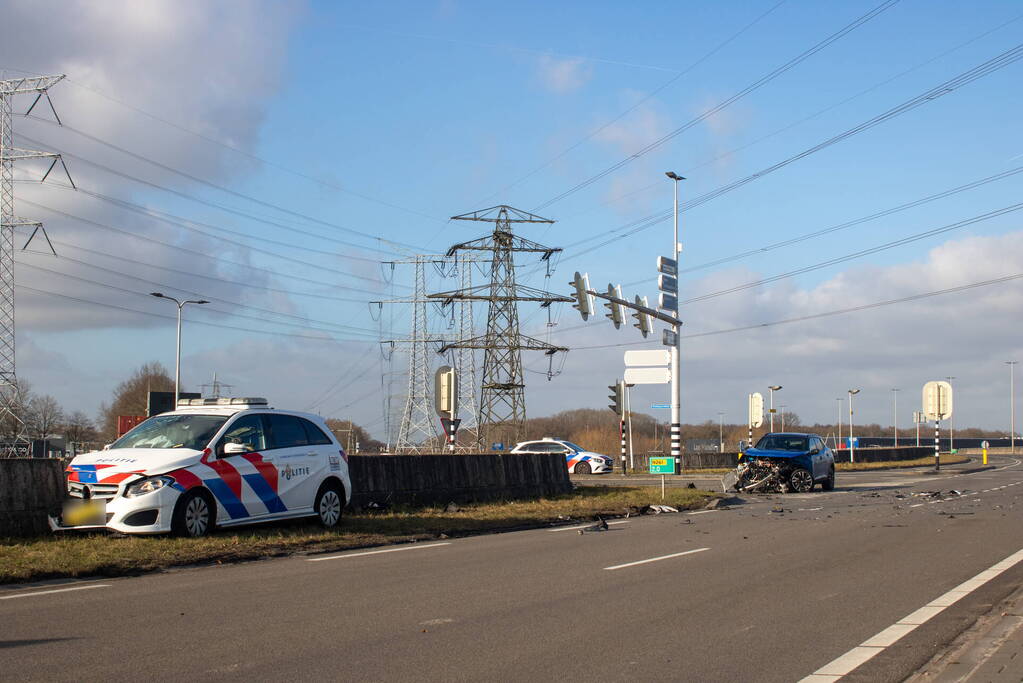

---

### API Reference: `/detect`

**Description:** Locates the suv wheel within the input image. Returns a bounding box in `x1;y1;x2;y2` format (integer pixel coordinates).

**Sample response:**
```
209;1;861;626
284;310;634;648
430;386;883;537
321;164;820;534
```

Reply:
821;466;835;491
788;468;814;493
315;481;344;528
172;489;215;537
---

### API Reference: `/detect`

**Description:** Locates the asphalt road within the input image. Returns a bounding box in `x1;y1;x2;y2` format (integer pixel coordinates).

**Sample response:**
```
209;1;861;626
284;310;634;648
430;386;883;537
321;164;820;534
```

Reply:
4;456;1023;682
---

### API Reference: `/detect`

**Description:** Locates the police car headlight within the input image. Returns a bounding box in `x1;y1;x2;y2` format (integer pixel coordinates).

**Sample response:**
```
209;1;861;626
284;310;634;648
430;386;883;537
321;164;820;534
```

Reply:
125;476;174;498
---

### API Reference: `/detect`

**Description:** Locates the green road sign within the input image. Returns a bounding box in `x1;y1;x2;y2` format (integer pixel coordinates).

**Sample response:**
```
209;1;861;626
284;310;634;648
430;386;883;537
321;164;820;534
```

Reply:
649;457;676;474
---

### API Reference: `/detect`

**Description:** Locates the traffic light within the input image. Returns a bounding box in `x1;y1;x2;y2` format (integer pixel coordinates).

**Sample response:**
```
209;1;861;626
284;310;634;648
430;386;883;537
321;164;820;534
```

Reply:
569;271;595;320
604;283;625;329
632;295;653;337
608;380;625;415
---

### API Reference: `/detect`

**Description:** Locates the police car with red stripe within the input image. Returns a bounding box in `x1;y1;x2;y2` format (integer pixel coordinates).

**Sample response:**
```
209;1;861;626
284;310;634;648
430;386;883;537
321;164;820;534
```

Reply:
51;398;352;537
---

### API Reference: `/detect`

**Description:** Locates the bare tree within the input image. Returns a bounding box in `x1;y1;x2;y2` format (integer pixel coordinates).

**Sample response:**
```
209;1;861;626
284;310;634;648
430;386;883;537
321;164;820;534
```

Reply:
99;362;175;440
25;394;64;440
63;411;98;446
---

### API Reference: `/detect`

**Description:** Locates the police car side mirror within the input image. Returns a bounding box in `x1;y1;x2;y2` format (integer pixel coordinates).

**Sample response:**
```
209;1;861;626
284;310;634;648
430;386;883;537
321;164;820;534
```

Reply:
224;442;250;455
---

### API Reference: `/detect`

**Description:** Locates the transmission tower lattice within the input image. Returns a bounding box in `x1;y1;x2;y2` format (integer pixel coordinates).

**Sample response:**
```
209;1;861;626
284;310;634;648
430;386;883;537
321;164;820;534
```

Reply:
376;256;443;452
453;253;479;443
1;74;70;455
430;206;571;447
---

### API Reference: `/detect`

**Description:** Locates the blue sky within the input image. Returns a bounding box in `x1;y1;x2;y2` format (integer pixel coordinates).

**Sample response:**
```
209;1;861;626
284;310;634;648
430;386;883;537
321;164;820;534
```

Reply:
3;0;1022;440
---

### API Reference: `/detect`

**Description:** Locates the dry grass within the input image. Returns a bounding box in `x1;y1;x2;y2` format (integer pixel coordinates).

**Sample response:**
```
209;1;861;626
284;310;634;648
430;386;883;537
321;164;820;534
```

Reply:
0;486;714;585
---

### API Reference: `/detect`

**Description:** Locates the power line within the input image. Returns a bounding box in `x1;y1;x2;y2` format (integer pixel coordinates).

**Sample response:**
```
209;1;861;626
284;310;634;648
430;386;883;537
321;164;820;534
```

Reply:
17;283;378;343
677;201;1023;306
532;0;901;211
572;271;1023;350
564;40;1023;260
53;75;445;225
18;124;424;253
558;9;1023;228
24;198;397;292
16;253;377;335
472;0;788;206
16;260;380;338
45;237;369;304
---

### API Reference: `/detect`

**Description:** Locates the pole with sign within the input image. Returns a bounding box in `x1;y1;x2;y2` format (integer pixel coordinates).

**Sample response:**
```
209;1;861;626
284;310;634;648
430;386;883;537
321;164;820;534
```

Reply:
434;366;459;451
747;392;764;455
922;380;953;471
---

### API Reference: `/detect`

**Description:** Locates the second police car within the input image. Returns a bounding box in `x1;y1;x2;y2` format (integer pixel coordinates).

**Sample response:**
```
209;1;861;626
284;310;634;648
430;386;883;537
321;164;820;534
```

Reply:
510;437;614;474
51;397;352;537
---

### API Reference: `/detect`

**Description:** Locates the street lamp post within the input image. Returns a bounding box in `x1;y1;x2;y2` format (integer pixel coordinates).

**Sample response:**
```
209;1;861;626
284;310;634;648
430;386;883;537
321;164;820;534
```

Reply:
780;405;787;432
666;171;685;468
718;412;725;453
768;385;782;432
848;389;860;463
150;293;209;405
946;376;956;453
892;388;900;448
836;398;843;449
1009;361;1018;454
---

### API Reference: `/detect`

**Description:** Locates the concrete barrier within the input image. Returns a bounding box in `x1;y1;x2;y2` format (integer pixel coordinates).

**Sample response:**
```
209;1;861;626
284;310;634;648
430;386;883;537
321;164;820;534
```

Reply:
348;453;571;507
0;458;64;537
0;453;573;536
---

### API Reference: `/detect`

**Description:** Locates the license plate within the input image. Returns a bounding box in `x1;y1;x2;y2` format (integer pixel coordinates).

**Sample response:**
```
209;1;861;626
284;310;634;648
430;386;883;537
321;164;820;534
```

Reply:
63;499;106;526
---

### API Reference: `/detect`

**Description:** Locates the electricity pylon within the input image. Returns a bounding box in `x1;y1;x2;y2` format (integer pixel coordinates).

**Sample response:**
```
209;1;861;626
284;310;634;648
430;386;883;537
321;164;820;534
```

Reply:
430;206;571;447
376;256;443;452
0;75;71;455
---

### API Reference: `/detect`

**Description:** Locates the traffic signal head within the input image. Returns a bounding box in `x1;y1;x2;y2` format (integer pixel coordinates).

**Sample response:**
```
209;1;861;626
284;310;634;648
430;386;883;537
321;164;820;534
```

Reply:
604;283;624;329
632;295;653;337
569;271;595;321
608;380;625;415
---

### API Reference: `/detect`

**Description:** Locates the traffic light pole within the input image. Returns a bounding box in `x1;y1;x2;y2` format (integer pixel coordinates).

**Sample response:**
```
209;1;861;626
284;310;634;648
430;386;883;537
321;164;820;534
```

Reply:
670;175;682;470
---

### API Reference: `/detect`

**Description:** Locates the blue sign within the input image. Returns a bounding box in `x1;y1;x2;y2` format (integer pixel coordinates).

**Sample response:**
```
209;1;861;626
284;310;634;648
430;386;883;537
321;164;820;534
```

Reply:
491;442;505;451
650;404;670;409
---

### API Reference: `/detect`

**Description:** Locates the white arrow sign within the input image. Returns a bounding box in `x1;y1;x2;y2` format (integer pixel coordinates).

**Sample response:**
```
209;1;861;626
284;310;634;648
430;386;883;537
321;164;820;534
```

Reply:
624;367;671;385
624;349;671;366
749;392;764;428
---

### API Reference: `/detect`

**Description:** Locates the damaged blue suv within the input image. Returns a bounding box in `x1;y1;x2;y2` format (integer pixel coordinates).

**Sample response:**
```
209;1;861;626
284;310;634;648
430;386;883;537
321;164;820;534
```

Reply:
732;432;835;493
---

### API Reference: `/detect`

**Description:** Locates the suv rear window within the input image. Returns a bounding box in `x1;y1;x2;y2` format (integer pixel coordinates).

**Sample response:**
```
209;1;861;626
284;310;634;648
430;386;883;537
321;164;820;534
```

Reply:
267;414;309;448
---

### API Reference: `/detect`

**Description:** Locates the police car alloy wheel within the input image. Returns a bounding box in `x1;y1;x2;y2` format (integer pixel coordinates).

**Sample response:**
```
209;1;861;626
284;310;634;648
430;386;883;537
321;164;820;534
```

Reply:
173;489;215;537
316;483;343;528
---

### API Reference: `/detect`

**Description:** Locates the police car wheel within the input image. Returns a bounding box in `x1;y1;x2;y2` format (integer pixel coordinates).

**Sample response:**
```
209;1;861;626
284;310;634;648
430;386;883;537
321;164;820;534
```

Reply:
315;482;344;528
172;489;215;537
573;461;592;475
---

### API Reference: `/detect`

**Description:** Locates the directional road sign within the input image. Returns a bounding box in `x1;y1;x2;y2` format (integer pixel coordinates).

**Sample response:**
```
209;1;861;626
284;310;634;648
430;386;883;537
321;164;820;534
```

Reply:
625;349;670;366
624;367;671;385
749;392;764;428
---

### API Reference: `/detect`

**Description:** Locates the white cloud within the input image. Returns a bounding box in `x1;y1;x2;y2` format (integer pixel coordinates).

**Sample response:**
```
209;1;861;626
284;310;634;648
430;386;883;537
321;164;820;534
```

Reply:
535;55;592;94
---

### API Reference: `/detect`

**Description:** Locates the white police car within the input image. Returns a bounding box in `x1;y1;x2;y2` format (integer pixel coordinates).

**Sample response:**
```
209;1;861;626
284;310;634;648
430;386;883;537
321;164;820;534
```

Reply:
51;398;352;537
510;437;614;475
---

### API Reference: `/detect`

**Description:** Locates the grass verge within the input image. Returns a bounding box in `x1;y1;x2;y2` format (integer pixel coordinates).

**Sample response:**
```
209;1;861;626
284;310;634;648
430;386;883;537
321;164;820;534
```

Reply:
0;486;714;585
835;454;969;471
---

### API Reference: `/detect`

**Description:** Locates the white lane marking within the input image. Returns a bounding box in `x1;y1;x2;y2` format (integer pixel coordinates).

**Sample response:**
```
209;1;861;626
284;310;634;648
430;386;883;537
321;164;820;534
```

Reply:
549;520;629;532
687;510;717;515
0;584;110;601
307;542;450;562
799;546;1023;681
604;547;709;571
910;503;924;508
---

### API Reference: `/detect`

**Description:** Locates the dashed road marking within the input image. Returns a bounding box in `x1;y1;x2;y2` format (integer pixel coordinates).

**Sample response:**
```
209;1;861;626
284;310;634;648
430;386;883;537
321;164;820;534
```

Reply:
307;542;451;562
604;547;709;571
0;584;110;601
549;520;629;532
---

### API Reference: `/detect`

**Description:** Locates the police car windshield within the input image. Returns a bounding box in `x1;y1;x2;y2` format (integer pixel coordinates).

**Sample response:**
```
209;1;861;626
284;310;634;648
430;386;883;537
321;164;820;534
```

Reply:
755;435;809;452
559;441;584;452
110;414;227;451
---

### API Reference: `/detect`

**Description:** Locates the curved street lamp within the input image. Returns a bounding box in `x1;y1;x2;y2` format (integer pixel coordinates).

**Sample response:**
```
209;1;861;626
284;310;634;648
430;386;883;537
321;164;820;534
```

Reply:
150;293;209;405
